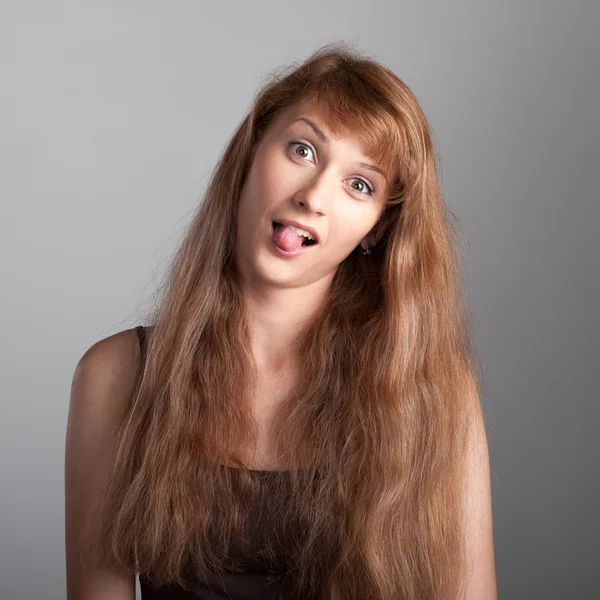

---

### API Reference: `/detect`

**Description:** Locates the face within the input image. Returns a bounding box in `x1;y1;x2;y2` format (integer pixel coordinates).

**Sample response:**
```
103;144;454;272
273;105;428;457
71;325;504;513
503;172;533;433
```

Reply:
235;98;388;291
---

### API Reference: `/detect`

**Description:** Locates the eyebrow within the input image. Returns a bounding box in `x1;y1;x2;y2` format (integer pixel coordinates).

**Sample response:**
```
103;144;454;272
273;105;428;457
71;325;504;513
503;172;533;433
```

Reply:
291;117;387;180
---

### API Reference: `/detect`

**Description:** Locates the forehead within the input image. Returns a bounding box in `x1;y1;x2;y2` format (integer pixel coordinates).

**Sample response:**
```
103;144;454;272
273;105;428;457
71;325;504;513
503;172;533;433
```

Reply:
271;97;361;145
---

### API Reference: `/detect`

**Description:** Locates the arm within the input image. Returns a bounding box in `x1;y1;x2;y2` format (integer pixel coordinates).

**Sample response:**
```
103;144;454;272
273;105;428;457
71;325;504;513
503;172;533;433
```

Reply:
463;385;498;599
65;329;140;600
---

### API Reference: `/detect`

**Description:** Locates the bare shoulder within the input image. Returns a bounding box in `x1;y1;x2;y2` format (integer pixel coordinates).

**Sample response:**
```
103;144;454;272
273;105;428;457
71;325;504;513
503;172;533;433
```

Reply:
66;327;144;466
72;328;142;401
64;327;143;600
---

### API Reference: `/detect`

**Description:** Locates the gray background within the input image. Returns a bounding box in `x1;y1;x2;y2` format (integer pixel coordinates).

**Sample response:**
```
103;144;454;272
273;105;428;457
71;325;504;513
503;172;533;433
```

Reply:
1;1;598;598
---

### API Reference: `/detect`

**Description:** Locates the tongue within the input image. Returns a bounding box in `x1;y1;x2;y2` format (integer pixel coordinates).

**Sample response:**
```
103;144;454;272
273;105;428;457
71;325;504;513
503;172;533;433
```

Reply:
273;224;304;252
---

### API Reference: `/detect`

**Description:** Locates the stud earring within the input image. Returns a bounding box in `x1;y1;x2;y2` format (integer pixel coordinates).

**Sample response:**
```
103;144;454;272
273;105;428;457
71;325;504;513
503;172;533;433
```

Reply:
362;244;372;255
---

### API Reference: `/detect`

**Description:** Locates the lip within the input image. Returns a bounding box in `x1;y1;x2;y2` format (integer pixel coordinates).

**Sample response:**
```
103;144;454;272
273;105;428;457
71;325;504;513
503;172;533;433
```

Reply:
270;220;318;257
272;218;320;244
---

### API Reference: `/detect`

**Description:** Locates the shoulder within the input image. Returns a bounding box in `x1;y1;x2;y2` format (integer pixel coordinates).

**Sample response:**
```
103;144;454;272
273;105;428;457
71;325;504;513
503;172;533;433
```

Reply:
65;329;142;597
67;326;151;444
71;328;143;407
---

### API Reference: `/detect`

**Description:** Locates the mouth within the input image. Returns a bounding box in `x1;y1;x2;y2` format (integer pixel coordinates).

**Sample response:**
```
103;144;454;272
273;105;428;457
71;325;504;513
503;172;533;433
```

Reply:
272;221;318;247
270;221;319;257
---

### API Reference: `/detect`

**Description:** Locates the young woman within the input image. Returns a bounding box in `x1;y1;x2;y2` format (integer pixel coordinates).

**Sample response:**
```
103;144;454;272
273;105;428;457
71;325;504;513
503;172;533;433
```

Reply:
65;43;497;599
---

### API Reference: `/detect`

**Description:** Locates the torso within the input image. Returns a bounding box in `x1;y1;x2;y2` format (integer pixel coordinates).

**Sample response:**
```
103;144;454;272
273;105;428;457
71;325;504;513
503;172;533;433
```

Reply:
141;325;298;471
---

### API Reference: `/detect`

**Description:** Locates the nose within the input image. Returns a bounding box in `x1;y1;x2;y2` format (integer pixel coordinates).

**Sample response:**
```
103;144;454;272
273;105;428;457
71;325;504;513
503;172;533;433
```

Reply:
293;169;331;215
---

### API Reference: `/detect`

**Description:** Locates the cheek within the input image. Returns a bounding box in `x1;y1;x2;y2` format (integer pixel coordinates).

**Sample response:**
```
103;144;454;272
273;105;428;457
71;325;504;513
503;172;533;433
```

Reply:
329;208;375;247
255;146;297;198
239;161;271;216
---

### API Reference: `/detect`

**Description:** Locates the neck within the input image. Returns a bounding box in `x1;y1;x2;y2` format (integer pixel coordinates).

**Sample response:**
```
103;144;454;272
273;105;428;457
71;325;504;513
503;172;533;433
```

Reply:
241;279;330;370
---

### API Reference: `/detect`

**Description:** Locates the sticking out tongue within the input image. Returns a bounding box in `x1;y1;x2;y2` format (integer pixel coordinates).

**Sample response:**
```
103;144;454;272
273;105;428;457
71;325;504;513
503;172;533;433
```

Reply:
273;223;305;252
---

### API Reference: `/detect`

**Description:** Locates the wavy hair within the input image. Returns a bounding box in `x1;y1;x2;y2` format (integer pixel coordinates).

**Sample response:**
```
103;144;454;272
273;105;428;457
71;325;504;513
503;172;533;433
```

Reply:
85;42;483;600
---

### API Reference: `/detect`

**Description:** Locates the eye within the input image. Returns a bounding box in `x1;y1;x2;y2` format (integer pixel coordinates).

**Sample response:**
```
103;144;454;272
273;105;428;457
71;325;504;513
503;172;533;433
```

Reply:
288;141;315;162
288;141;375;197
347;178;375;197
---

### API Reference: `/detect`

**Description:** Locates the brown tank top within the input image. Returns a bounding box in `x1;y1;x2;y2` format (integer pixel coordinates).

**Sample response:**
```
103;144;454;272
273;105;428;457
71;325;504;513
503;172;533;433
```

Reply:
134;326;294;600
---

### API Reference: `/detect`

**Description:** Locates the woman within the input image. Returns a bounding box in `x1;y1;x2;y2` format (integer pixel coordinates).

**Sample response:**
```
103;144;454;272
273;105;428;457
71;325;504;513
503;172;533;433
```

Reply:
65;43;497;599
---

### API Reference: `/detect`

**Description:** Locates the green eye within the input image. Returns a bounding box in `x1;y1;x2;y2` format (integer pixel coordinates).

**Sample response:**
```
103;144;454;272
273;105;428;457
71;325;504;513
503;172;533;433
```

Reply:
288;141;375;197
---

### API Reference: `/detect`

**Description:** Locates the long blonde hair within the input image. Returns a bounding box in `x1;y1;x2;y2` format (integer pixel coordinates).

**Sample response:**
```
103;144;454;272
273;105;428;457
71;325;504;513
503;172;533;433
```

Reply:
86;42;483;600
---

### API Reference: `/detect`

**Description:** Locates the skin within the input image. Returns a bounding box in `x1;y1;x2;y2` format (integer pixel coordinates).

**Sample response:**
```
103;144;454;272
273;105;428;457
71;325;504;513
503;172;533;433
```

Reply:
235;97;388;373
65;98;496;599
234;97;498;598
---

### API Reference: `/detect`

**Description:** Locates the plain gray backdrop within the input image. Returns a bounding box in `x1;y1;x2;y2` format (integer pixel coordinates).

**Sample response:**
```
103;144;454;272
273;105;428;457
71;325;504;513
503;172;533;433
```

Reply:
1;1;598;598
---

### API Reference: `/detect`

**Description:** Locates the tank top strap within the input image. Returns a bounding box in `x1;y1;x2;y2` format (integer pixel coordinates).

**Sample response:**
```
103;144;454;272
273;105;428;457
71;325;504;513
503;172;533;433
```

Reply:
135;325;147;364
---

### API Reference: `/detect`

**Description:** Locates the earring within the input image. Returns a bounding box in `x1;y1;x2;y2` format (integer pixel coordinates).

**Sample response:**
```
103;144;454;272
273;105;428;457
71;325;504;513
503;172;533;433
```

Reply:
362;244;372;255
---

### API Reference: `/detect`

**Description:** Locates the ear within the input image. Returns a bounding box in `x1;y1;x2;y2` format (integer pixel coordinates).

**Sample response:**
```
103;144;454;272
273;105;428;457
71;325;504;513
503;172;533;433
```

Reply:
359;215;384;250
359;233;376;251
